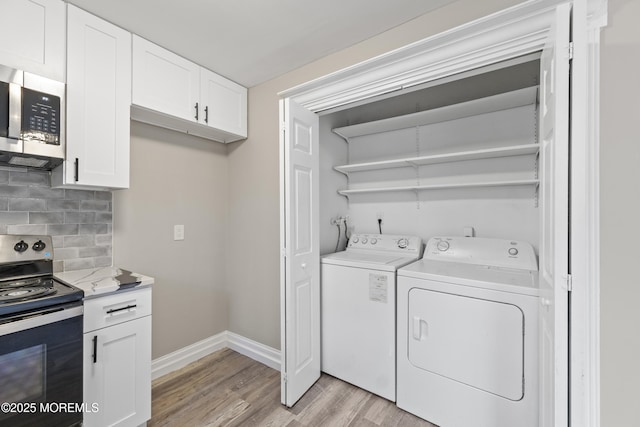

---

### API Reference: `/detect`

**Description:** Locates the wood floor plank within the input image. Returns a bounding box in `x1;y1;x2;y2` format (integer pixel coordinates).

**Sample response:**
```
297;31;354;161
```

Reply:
150;348;437;427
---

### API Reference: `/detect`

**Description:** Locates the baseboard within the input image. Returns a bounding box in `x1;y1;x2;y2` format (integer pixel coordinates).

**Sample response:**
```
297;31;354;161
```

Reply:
226;331;281;371
151;332;227;380
151;331;281;380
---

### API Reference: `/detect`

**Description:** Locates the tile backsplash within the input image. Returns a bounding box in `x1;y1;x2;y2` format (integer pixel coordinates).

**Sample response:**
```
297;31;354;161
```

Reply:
0;168;112;272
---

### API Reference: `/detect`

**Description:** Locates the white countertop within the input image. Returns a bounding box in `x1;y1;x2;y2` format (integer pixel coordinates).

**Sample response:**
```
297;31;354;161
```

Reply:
55;267;154;298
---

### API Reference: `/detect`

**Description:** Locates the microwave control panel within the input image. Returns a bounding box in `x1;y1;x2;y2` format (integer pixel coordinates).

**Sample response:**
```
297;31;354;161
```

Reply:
21;87;60;145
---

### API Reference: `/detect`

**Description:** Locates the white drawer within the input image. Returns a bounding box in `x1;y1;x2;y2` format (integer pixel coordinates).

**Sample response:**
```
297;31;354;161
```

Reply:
84;287;151;333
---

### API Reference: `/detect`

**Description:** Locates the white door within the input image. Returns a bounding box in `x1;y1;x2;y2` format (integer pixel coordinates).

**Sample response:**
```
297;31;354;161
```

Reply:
66;5;131;188
131;35;200;123
539;4;571;426
200;69;247;138
280;98;320;407
0;0;65;81
83;317;152;427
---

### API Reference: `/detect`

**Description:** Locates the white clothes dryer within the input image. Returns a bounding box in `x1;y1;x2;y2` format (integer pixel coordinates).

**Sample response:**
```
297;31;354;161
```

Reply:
397;236;539;427
321;233;422;401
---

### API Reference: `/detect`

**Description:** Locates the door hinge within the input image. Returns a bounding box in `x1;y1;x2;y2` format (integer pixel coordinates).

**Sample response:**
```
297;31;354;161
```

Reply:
568;42;574;60
281;248;287;258
282;373;287;384
281;121;287;132
566;274;573;292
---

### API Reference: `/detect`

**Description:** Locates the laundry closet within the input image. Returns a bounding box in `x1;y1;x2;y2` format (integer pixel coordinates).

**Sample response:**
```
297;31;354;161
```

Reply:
279;3;571;425
318;56;541;255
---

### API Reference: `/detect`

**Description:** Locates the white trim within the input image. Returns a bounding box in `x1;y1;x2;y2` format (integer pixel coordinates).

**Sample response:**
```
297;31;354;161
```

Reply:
569;1;605;425
151;331;281;381
280;0;563;112
227;331;282;371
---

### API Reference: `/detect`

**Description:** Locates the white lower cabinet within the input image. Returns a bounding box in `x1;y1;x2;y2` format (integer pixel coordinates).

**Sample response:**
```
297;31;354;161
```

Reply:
83;288;152;427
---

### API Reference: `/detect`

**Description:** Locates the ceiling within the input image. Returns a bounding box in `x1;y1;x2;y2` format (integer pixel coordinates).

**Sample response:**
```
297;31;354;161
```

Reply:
65;0;456;87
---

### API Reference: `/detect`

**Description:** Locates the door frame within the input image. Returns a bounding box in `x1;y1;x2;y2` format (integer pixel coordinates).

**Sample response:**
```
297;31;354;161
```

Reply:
279;0;605;425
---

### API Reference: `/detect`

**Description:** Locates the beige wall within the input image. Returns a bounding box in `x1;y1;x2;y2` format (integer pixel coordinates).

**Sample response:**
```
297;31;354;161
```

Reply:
225;0;521;349
600;0;640;425
113;122;229;358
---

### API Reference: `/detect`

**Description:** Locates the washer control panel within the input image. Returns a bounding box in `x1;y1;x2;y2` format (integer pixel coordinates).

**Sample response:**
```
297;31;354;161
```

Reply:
348;233;422;255
424;236;538;271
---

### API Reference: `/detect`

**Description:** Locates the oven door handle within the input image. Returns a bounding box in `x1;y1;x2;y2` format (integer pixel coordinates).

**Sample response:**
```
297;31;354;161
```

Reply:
0;305;83;337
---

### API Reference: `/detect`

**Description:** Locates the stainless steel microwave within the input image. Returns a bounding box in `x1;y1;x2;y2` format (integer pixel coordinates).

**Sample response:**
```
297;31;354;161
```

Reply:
0;64;65;169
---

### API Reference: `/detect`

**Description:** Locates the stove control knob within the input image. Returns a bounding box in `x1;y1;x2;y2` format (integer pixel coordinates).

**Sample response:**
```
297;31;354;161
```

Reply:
397;238;409;249
371;238;377;245
14;240;28;253
33;240;46;252
437;241;450;252
352;237;359;244
362;238;368;244
508;247;519;256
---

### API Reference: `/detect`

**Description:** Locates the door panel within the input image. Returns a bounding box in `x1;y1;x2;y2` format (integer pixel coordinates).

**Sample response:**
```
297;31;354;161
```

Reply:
538;4;571;426
200;69;247;137
294;166;312;253
281;98;320;407
132;35;200;123
408;288;524;400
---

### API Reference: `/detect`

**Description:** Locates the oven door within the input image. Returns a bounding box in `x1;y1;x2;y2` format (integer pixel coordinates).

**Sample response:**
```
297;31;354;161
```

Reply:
0;305;83;427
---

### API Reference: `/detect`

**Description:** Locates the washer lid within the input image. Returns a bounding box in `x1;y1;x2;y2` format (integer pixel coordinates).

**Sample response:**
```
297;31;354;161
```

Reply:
321;250;419;272
399;259;539;296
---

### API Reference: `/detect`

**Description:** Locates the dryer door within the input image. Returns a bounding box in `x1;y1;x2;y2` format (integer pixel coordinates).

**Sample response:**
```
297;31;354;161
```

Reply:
407;287;524;400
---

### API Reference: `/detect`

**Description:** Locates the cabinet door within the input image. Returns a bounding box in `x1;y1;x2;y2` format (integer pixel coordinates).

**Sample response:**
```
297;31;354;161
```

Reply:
65;5;131;189
132;35;200;123
83;316;152;427
200;68;247;138
0;0;65;81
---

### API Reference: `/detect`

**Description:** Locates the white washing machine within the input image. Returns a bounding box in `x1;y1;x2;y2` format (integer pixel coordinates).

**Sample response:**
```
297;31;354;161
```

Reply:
321;233;422;401
397;236;539;427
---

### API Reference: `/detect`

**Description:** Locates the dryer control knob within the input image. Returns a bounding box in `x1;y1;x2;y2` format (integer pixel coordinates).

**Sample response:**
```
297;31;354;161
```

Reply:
508;247;519;256
362;238;368;244
397;238;409;249
437;241;450;251
370;238;377;245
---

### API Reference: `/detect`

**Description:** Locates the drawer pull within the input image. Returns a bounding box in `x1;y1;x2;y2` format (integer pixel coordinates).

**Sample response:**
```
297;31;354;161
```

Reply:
92;335;97;363
107;304;137;314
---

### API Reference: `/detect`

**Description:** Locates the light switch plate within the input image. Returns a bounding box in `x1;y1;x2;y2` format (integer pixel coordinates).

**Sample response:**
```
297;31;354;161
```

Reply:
174;224;184;241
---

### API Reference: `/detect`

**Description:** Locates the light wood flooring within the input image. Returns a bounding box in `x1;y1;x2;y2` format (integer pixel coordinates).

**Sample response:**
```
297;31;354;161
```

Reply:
150;348;436;427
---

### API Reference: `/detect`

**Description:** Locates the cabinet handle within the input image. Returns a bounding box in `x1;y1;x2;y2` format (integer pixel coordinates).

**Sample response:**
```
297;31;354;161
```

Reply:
92;335;97;363
106;304;137;314
204;106;209;124
74;158;79;182
194;102;199;121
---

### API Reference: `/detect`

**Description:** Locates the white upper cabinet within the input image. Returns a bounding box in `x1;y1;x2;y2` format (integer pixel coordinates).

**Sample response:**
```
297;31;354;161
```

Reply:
0;0;65;81
131;35;247;143
53;5;131;189
200;68;247;138
132;36;200;123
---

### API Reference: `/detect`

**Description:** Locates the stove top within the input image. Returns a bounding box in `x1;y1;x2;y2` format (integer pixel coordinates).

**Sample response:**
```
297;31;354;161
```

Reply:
0;235;84;320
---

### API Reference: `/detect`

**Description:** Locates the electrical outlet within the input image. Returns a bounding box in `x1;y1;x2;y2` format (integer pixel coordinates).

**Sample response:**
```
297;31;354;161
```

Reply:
174;224;185;241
